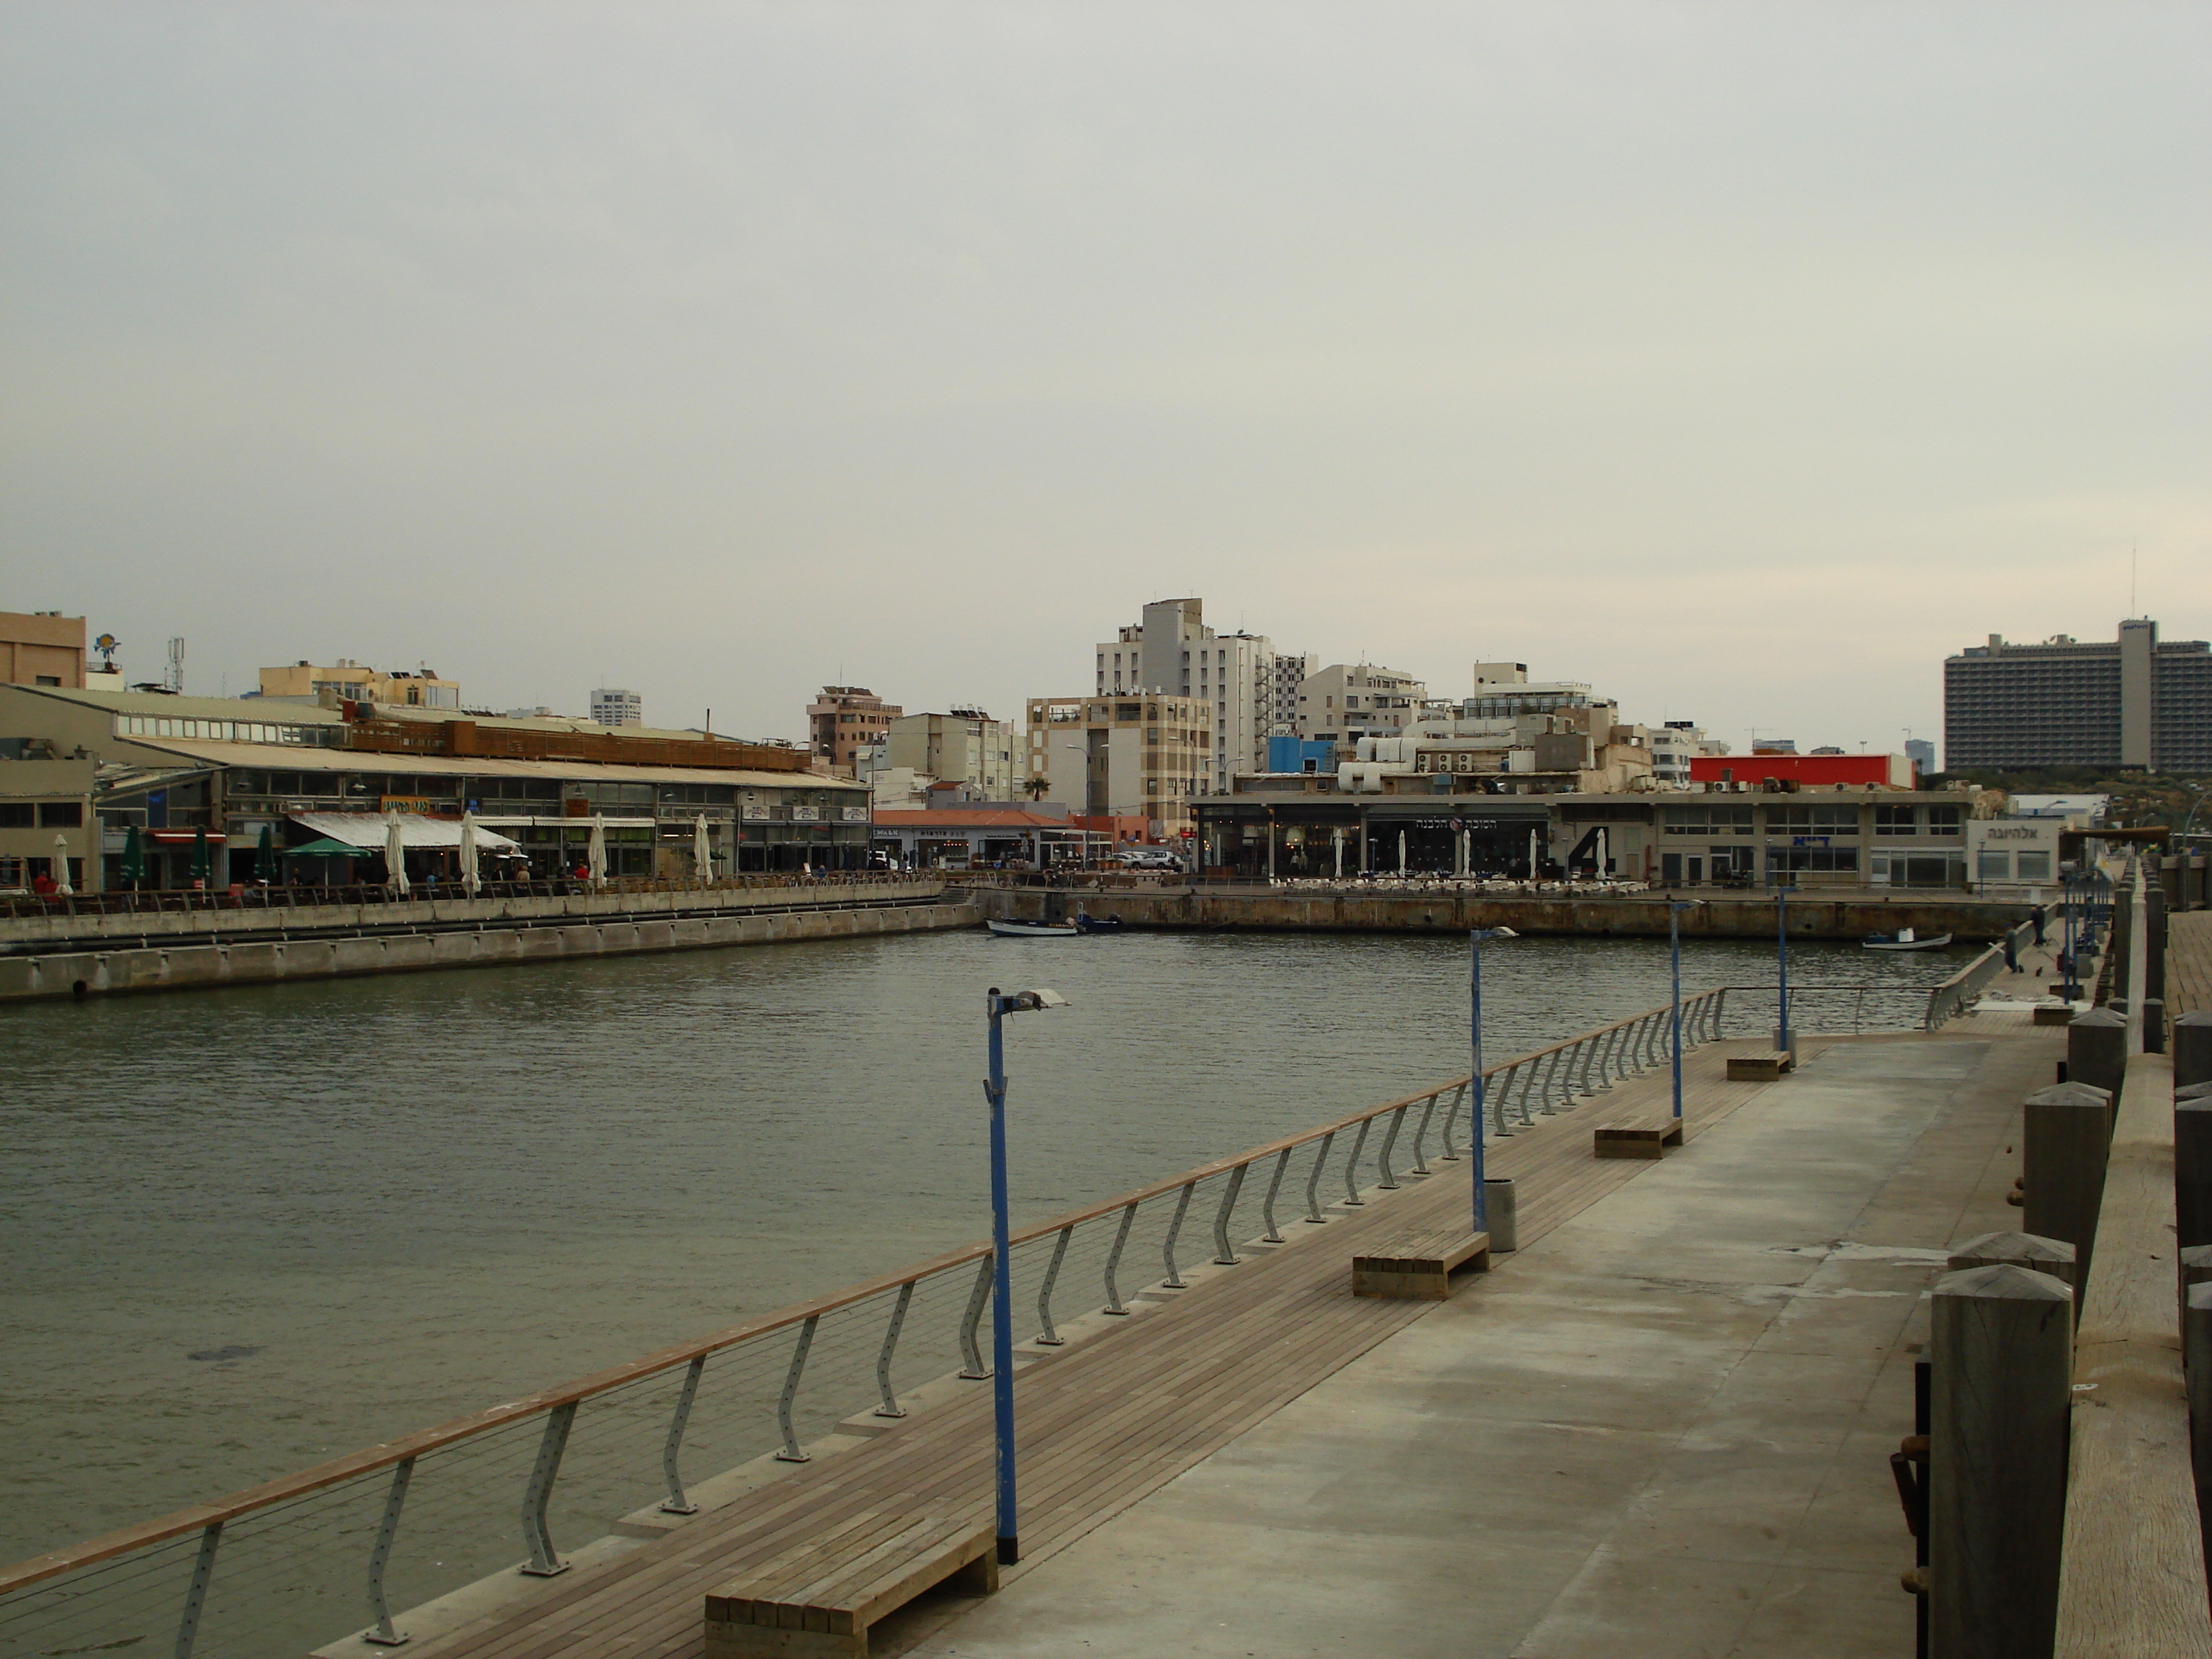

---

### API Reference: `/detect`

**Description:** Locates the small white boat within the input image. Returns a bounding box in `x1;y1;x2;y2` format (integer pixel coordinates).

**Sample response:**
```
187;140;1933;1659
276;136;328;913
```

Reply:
986;918;1079;938
1863;927;1953;951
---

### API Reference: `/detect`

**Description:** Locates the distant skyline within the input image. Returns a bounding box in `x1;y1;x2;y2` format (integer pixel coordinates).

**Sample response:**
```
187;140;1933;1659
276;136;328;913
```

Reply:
4;3;2206;755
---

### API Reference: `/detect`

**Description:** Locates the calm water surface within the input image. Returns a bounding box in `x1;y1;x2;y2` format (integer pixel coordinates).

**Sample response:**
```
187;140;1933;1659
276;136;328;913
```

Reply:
0;926;1963;1564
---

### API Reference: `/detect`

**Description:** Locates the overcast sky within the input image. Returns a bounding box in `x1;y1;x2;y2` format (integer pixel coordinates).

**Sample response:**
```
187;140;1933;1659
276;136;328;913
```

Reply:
4;1;2206;755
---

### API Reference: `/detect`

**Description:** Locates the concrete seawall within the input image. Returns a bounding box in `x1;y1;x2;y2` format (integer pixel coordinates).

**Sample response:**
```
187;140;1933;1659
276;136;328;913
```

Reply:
0;880;950;948
0;900;980;1004
982;885;2032;940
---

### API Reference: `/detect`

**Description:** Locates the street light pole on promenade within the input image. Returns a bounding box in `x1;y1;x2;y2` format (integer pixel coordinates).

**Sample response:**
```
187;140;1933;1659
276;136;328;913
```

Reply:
1469;927;1518;1233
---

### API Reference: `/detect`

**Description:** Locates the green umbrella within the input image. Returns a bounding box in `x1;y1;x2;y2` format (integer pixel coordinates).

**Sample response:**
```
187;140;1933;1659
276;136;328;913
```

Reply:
189;824;212;884
120;824;145;885
256;822;276;881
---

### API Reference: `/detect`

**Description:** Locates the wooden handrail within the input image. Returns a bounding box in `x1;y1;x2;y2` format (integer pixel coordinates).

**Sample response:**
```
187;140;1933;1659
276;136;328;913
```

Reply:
0;989;1717;1596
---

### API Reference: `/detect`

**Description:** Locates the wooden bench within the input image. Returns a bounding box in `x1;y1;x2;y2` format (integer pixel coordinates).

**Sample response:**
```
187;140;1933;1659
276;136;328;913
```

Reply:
1725;1050;1794;1082
1352;1227;1491;1300
1593;1119;1685;1160
704;1512;998;1658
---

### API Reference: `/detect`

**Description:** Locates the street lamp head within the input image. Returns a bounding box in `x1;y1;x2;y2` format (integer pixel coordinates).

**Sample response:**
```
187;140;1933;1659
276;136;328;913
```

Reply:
989;986;1070;1013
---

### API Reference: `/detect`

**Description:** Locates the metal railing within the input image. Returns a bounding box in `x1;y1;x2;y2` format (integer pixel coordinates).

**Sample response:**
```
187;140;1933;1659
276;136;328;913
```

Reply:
0;990;1735;1659
1920;918;2040;1030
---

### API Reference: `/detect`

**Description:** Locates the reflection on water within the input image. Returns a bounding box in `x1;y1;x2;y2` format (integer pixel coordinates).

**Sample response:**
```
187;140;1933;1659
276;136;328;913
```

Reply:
0;925;1964;1563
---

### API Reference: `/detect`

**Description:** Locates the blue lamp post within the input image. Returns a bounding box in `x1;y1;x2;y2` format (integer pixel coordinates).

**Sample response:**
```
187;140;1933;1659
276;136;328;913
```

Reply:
1774;886;1792;1056
983;984;1069;1565
1669;902;1699;1119
1468;927;1518;1233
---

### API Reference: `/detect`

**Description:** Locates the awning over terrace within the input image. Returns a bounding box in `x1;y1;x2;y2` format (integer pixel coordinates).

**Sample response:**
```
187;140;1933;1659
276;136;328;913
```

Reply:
287;812;522;852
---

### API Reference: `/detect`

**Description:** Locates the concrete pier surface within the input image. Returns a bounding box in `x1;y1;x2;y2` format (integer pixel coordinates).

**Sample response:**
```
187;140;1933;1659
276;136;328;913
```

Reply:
905;1020;2051;1659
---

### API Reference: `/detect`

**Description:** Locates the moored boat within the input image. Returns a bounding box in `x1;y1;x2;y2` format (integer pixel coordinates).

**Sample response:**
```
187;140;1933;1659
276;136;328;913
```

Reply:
1073;914;1124;934
986;918;1079;938
1862;927;1953;951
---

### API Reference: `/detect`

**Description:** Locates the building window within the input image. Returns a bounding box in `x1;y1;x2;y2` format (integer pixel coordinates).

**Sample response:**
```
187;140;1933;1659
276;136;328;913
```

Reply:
1976;851;2011;882
1874;805;1918;835
1925;806;1963;836
2016;851;2053;881
37;802;84;827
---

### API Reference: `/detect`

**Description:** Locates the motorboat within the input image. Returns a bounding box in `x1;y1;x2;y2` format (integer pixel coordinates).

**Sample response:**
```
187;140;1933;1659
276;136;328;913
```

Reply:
1073;914;1125;935
986;918;1079;938
1862;927;1953;951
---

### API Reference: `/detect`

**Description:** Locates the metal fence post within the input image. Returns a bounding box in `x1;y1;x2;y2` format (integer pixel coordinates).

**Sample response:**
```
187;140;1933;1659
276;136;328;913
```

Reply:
1161;1182;1197;1287
1035;1226;1074;1345
1100;1201;1138;1313
658;1357;706;1514
363;1456;416;1644
174;1521;223;1659
520;1403;577;1575
774;1315;821;1457
1211;1164;1248;1263
956;1259;994;1377
1341;1116;1373;1205
874;1282;914;1416
1409;1091;1441;1170
1376;1105;1408;1189
1439;1084;1466;1159
1259;1146;1292;1242
1303;1131;1336;1222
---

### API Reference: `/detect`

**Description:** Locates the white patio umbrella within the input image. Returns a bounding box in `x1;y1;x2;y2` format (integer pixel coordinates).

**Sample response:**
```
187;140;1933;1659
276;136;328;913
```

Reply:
1332;827;1344;881
587;814;608;886
385;809;410;895
458;808;481;898
52;832;74;896
1529;829;1540;878
693;814;714;883
1594;827;1609;879
1398;830;1407;874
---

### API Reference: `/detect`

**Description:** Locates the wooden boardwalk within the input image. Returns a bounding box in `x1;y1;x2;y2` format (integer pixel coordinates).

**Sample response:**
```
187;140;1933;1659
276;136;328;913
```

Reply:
2170;910;2211;1019
408;1040;1830;1659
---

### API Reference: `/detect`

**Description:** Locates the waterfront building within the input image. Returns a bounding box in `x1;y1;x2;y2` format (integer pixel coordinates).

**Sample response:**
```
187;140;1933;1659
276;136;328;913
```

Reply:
0;683;868;889
1295;663;1427;745
590;688;643;727
869;801;1104;870
1943;617;2212;770
807;685;902;774
1;610;86;690
1688;752;1917;789
880;709;1016;799
256;659;463;709
1094;598;1299;793
1966;812;2074;896
1028;693;1211;842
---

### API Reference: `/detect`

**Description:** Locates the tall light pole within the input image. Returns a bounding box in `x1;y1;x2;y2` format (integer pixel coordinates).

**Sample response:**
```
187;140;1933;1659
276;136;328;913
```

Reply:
1669;901;1699;1119
1775;886;1792;1056
1469;927;1519;1233
983;986;1069;1565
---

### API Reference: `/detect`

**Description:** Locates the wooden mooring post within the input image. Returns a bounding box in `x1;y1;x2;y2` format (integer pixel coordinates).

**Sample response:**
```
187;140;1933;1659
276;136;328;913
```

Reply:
2023;1082;2114;1292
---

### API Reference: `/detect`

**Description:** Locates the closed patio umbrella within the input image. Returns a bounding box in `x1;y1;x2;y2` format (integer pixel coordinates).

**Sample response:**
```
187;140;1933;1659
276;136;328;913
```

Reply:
1594;827;1608;879
120;824;145;886
256;822;276;883
189;825;212;889
385;809;410;895
587;814;607;886
693;814;714;883
52;831;75;896
1529;829;1539;878
458;809;481;898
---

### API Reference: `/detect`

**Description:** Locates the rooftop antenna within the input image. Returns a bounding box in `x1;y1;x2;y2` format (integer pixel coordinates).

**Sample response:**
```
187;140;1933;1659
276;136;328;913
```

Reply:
166;637;184;694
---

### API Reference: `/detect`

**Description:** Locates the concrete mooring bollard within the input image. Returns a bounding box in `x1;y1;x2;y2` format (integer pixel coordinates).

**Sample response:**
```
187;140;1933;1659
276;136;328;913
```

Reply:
2023;1082;2114;1291
1947;1231;2076;1287
1483;1178;1518;1252
1930;1263;2074;1659
2177;1012;2212;1091
2066;1007;2128;1103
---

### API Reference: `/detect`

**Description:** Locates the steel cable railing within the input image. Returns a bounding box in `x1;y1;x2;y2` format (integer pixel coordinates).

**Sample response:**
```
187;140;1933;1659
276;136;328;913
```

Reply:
0;980;1846;1659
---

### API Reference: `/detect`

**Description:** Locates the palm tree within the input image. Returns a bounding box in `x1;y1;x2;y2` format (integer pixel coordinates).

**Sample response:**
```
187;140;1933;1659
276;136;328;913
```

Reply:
1024;775;1051;801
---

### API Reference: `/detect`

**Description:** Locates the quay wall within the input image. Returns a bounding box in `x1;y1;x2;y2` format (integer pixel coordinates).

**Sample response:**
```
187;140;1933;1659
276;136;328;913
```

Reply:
0;900;980;1004
0;879;949;947
981;885;2033;941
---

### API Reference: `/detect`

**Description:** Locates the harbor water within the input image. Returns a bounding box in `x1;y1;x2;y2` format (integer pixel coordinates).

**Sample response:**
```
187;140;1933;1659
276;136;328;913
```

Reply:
0;926;1969;1570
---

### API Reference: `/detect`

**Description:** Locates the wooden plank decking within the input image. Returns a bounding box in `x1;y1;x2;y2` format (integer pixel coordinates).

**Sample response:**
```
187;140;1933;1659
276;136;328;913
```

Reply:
403;1039;1836;1659
2171;911;2212;1020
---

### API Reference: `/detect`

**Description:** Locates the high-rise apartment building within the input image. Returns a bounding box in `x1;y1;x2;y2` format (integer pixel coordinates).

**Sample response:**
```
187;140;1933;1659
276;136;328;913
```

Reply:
807;685;902;773
1094;598;1299;794
1294;664;1427;744
1943;619;2212;770
1904;738;1936;778
1029;692;1211;840
590;688;643;727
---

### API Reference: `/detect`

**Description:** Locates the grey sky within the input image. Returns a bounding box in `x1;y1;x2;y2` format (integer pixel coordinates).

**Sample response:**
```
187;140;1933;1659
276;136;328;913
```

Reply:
4;1;2206;753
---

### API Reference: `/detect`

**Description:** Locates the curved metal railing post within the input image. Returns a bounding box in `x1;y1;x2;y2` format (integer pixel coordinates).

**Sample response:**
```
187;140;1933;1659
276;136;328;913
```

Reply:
1376;1104;1408;1189
1439;1084;1465;1160
1100;1200;1139;1313
956;1258;994;1377
1161;1182;1197;1287
1535;1046;1567;1114
1408;1092;1440;1169
1303;1130;1336;1222
1035;1225;1074;1345
773;1316;820;1460
657;1356;706;1514
1259;1146;1292;1242
362;1456;415;1644
874;1282;914;1416
520;1402;577;1574
1341;1115;1374;1205
1211;1163;1249;1263
174;1521;222;1659
1485;1066;1513;1137
1593;1024;1620;1088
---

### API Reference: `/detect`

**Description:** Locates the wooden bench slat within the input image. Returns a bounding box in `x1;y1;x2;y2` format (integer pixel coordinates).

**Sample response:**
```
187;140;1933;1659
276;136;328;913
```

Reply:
706;1514;995;1658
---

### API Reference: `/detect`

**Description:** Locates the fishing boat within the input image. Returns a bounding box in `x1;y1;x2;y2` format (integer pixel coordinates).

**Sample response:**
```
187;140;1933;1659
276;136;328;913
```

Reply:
1073;914;1125;935
986;917;1079;938
1862;926;1953;951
